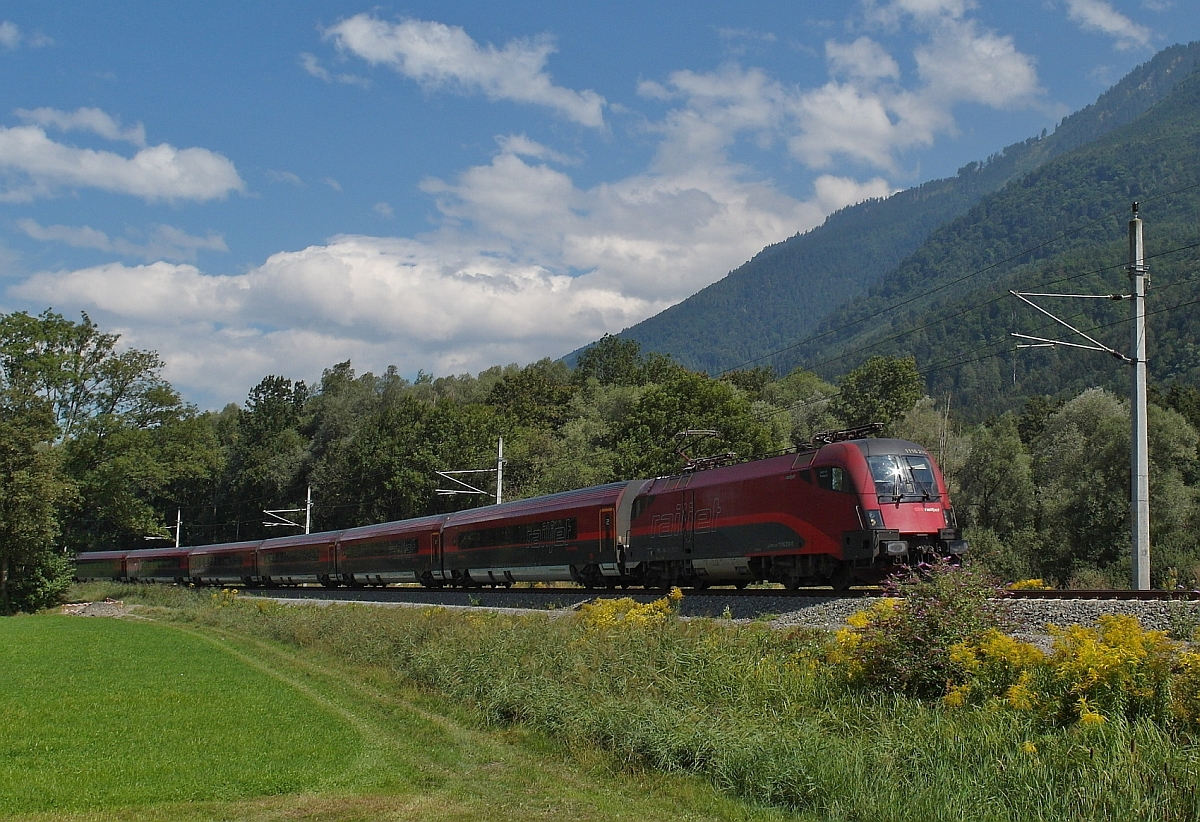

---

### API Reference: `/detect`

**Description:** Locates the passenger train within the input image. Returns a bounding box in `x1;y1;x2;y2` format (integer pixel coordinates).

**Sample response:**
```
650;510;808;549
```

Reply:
75;431;966;591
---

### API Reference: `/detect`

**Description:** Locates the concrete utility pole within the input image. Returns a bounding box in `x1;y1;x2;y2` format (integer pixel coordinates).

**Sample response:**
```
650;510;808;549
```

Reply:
1129;204;1150;590
174;508;182;548
496;436;504;505
1009;201;1152;589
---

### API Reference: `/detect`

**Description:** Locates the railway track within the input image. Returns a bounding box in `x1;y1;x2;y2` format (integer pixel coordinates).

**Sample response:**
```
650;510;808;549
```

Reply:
241;584;1200;635
244;584;1200;623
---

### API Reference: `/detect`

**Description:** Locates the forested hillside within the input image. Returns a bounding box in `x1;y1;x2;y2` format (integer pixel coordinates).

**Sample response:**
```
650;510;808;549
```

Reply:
588;42;1200;377
781;58;1200;420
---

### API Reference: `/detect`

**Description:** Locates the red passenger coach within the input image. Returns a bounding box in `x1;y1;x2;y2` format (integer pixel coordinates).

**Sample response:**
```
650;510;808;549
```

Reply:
125;547;191;583
259;531;341;586
74;550;129;582
188;540;263;586
337;514;448;587
440;481;645;588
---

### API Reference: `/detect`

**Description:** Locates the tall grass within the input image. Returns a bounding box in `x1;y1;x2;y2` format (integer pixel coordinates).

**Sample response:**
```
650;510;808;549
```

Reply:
82;584;1200;821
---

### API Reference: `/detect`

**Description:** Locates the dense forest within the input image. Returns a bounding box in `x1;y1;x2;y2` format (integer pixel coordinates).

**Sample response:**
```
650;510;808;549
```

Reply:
2;312;1199;613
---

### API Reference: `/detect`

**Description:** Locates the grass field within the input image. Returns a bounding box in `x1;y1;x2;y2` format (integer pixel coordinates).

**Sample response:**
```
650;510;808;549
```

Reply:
19;584;1200;821
0;612;794;822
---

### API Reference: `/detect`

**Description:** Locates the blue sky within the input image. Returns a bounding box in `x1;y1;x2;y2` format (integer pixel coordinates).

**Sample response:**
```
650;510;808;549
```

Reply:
1;0;1195;408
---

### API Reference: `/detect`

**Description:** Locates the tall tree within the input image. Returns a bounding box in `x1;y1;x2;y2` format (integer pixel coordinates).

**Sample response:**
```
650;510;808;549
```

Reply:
0;310;222;555
0;395;73;613
830;355;923;429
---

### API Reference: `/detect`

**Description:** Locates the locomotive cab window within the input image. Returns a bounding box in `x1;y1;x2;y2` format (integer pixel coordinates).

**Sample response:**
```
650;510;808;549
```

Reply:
867;454;940;502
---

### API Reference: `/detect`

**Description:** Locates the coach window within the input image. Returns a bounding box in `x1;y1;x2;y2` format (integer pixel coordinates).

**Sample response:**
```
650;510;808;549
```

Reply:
814;465;853;493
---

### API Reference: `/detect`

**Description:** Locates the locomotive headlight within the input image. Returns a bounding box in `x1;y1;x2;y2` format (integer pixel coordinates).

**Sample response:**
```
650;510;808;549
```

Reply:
884;540;909;556
865;509;884;529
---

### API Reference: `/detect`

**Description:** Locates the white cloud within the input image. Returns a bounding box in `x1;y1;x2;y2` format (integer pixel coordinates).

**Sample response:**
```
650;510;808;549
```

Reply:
373;202;394;218
0;121;244;202
10;248;645;402
325;15;606;128
298;52;370;87
17;219;227;263
826;37;901;81
914;20;1041;108
11;130;844;403
494;134;576;165
1064;0;1153;50
0;21;51;49
266;169;304;186
812;174;897;212
16;107;146;146
648;2;1043;172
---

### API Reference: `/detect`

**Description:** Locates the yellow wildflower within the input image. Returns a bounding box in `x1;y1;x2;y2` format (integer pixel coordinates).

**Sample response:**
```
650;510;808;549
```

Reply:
943;684;970;708
1020;741;1038;755
1006;671;1036;711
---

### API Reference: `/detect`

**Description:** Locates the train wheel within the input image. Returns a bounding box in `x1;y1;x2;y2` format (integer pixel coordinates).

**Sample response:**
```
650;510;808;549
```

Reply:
828;566;853;591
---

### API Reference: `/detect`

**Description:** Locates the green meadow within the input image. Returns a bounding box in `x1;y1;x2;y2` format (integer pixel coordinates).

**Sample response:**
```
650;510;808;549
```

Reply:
0;610;789;822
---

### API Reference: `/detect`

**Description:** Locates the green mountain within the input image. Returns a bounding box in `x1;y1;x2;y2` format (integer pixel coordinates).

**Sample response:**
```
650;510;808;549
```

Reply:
780;50;1200;420
583;43;1200;380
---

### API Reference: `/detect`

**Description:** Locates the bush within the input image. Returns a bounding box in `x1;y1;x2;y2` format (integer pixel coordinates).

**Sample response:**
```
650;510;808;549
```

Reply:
945;615;1179;727
831;560;1009;698
4;552;73;614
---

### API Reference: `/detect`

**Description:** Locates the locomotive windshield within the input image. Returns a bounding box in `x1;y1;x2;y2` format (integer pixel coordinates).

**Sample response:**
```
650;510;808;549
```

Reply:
866;454;939;502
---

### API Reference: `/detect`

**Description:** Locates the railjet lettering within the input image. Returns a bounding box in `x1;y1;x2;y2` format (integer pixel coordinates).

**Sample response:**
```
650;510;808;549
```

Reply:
651;498;720;537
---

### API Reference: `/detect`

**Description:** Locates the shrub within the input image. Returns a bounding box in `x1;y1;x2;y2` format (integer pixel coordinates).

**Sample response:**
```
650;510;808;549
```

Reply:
831;560;1009;698
4;552;73;614
943;614;1178;727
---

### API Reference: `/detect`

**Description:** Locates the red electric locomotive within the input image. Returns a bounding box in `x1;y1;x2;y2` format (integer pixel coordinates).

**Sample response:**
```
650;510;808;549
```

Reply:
429;433;963;590
623;436;964;590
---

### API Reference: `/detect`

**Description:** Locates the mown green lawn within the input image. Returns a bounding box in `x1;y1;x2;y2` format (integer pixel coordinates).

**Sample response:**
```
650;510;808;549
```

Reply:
0;613;793;822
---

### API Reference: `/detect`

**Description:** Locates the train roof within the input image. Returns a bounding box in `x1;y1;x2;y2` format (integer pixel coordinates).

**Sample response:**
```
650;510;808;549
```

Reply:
444;481;633;527
75;550;128;560
339;514;448;542
260;529;344;550
123;546;191;559
187;539;263;555
850;438;931;456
